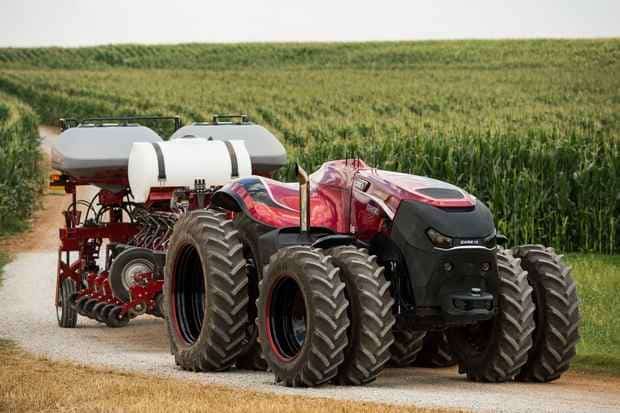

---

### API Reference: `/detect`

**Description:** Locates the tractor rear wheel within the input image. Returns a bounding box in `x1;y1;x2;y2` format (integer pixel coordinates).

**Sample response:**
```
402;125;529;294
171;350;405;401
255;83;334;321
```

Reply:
512;245;580;382
413;331;457;368
164;209;248;372
257;246;349;387
446;249;535;382
327;246;395;385
389;329;426;367
57;278;78;328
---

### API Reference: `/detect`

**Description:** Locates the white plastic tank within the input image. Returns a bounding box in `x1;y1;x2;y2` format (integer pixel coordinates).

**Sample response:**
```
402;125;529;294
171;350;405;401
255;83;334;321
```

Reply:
128;138;252;203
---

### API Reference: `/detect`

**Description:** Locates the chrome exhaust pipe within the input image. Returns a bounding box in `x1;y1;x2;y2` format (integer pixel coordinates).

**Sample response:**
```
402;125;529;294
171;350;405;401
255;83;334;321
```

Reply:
295;164;310;234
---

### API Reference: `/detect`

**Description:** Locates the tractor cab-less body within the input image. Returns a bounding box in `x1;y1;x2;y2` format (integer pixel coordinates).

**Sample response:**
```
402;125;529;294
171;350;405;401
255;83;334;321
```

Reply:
213;159;498;329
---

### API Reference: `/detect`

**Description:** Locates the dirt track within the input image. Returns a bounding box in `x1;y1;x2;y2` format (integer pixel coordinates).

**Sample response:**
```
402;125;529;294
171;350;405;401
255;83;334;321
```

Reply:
0;128;619;412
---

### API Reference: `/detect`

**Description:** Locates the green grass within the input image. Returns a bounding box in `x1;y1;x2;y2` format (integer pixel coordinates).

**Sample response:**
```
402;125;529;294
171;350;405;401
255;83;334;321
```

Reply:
567;254;620;375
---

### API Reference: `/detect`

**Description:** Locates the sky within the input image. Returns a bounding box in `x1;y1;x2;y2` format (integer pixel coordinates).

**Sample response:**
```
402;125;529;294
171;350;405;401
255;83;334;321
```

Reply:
0;0;618;47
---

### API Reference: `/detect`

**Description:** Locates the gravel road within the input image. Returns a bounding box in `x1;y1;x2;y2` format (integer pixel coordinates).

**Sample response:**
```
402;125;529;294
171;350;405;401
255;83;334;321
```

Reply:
0;127;618;412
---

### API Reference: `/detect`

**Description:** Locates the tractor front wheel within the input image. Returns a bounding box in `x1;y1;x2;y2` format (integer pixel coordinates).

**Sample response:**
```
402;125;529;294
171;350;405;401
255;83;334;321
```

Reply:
327;246;395;385
512;245;580;382
447;249;535;382
257;246;349;387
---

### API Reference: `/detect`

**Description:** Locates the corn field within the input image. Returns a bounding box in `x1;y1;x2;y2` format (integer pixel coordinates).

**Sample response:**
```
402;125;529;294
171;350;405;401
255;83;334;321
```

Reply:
0;93;42;235
0;40;618;251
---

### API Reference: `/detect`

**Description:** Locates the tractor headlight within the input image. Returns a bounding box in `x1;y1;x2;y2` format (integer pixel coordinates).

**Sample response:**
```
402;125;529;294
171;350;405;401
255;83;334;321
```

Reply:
426;228;453;249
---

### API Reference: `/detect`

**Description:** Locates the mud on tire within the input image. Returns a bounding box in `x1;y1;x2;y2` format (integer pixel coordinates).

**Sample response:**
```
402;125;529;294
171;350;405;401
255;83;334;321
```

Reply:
257;246;350;387
512;245;580;382
164;209;248;372
447;248;535;382
327;246;395;385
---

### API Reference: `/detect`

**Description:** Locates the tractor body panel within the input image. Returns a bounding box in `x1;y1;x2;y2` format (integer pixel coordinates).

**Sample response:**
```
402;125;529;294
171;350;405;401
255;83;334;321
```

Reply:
390;199;497;322
213;175;348;232
214;159;499;325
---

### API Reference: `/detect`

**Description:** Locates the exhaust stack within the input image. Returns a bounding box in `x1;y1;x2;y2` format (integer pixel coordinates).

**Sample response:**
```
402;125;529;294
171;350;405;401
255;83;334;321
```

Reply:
296;164;311;234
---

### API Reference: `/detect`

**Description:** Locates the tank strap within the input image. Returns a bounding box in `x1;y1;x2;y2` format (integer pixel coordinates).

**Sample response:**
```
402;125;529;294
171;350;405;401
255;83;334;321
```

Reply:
151;143;166;180
224;141;239;178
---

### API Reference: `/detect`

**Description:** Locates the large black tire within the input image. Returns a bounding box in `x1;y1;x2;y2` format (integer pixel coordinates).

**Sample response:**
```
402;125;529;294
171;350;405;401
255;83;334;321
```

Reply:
512;245;580;382
257;246;350;387
109;248;157;303
389;329;426;367
446;249;535;382
413;331;457;368
327;246;395;385
164;209;248;372
57;278;78;328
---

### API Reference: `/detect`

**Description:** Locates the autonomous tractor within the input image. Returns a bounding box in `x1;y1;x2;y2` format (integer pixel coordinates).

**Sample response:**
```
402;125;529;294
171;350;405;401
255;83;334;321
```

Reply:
51;114;580;386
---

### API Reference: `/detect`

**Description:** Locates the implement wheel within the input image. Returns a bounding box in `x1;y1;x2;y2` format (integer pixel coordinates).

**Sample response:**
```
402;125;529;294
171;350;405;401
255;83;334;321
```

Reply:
82;298;98;318
164;209;249;372
101;304;115;322
512;245;580;382
327;246;395;385
258;246;350;387
93;302;108;323
109;248;157;303
57;278;78;328
447;249;535;382
105;305;130;328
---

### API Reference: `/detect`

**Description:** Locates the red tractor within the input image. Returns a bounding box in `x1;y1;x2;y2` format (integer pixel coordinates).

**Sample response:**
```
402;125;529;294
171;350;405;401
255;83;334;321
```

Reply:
164;160;580;386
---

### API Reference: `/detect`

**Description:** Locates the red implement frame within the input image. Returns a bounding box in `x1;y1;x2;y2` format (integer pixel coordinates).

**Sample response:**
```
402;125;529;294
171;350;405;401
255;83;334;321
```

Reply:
53;175;140;310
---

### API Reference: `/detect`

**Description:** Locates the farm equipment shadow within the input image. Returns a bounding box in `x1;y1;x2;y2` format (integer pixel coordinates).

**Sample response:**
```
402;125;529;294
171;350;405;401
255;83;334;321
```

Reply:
77;317;169;354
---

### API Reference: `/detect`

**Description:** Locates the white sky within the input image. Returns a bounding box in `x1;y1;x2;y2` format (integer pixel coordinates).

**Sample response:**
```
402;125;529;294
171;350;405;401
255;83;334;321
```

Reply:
0;0;618;47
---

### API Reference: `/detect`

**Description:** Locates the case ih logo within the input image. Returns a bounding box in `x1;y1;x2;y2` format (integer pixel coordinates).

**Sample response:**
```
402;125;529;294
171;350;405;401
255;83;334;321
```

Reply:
458;239;481;246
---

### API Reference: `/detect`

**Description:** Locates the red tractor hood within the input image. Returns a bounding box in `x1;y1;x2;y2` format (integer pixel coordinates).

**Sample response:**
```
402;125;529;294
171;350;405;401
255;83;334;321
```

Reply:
355;168;477;219
214;160;477;231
